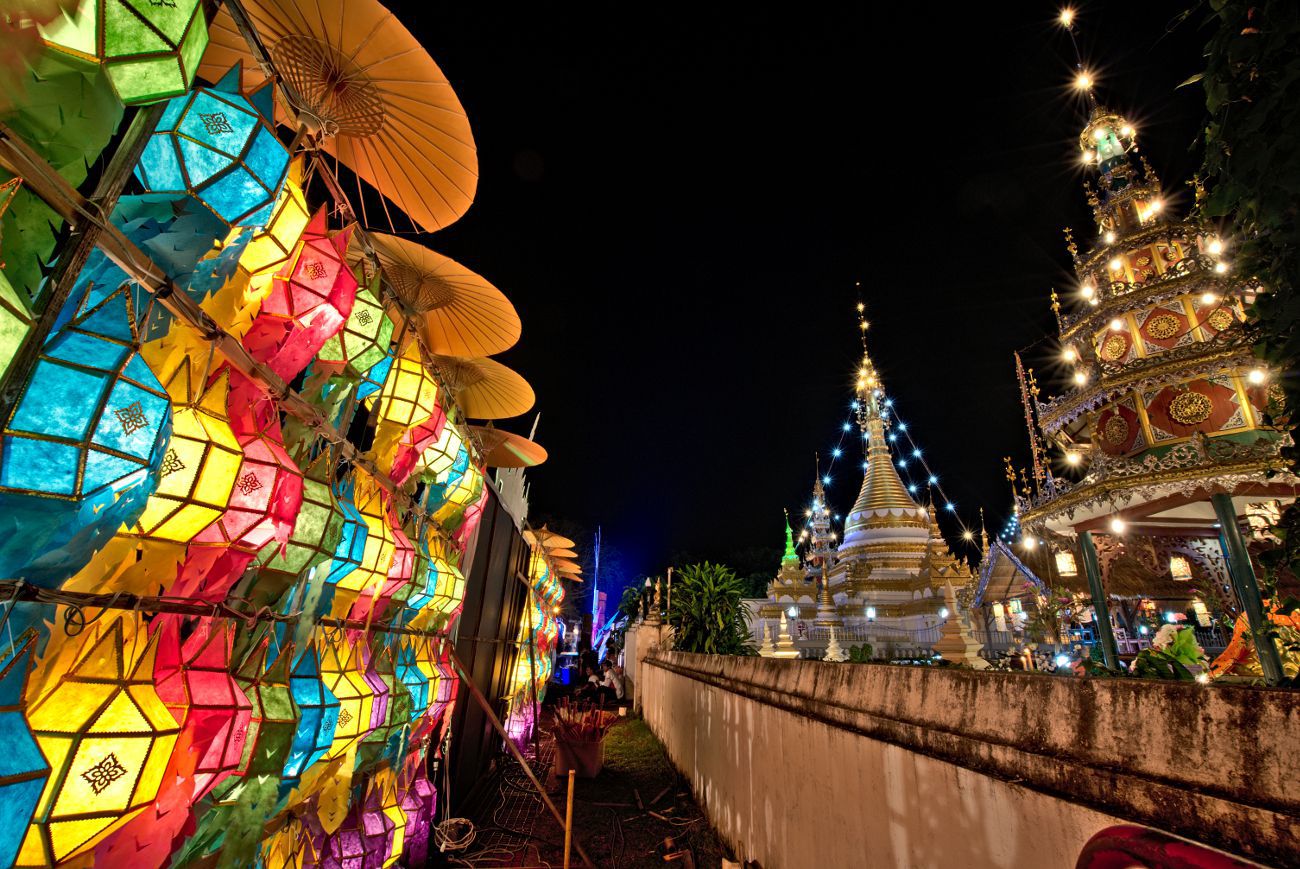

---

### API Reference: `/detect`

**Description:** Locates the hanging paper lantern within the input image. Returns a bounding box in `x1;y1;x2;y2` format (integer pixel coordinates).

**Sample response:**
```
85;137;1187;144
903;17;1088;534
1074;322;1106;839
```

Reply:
350;508;414;622
395;643;429;719
360;770;406;868
39;0;209;105
316;270;395;378
429;546;468;625
398;764;436;866
283;645;340;781
261;816;318;869
0;633;48;868
254;453;346;609
134;65;289;226
319;637;374;760
235;640;296;779
427;643;459;729
0;285;171;587
324;479;369;597
359;644;413;771
454;484;490;551
242;211;357;381
360;643;391;736
20;618;181;865
331;472;397;614
432;446;484;531
416;415;464;483
174;370;303;602
153;617;252;797
127;362;242;543
368;342;439;474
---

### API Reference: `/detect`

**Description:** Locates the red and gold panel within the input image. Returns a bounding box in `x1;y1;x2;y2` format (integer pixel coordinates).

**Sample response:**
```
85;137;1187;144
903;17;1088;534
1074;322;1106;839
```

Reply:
1137;303;1193;356
1144;376;1243;443
1126;246;1159;284
1153;240;1186;271
1094;327;1134;365
1191;295;1243;339
1244;377;1283;422
1094;397;1144;456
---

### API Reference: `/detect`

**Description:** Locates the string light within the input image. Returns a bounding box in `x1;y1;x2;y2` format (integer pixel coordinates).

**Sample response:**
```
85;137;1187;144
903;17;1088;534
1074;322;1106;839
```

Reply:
1075;72;1093;90
1248;369;1267;385
1207;239;1224;256
1109;516;1127;534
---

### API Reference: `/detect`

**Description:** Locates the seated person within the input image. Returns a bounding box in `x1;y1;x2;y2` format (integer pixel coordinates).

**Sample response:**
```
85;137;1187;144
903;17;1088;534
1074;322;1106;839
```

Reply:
599;661;625;702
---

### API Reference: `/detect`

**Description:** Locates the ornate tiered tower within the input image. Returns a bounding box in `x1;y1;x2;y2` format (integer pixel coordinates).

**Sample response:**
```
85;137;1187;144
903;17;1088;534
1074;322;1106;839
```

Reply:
761;504;819;621
824;335;974;636
1015;64;1295;676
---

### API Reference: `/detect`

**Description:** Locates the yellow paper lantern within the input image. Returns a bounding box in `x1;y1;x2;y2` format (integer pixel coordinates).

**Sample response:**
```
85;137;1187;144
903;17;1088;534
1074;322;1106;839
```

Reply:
331;472;396;607
369;343;440;475
127;364;243;543
20;618;180;865
319;638;374;760
260;816;315;869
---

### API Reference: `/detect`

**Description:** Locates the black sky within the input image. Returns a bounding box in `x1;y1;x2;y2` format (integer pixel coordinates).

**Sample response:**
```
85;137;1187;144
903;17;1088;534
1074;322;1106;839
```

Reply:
389;4;1210;577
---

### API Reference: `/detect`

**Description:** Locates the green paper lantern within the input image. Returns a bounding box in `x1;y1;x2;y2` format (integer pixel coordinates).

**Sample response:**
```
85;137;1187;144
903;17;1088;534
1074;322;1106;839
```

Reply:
252;454;346;608
316;271;394;376
40;0;210;105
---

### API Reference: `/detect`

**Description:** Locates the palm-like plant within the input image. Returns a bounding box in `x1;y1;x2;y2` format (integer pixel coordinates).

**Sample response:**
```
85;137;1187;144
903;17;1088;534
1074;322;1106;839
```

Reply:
668;562;755;656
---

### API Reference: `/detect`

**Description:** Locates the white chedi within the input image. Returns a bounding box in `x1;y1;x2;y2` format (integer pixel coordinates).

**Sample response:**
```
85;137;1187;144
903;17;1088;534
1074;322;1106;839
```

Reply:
823;626;849;662
758;622;775;657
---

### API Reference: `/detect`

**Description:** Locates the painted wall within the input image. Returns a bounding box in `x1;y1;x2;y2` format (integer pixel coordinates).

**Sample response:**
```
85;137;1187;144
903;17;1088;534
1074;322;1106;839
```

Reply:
640;652;1296;869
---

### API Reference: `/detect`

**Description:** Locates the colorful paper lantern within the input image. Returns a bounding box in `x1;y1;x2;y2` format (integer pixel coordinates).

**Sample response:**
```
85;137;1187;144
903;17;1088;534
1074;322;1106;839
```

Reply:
261;816;317;869
134;65;289;226
395;643;429;719
0;633;48;868
0;284;171;586
360;770;406;868
283;645;339;781
253;453;346;609
325;479;369;591
398;764;436;866
39;0;209;105
331;472;397;613
153;617;252;797
316;270;394;378
235;640;296;779
368;342;439;475
350;508;414;622
126;362;242;543
319;637;374;759
20;618;181;864
358;644;413;771
242;211;357;380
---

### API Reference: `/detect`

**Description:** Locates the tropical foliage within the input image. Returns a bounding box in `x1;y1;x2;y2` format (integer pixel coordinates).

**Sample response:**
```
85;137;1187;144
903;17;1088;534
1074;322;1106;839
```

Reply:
667;562;755;656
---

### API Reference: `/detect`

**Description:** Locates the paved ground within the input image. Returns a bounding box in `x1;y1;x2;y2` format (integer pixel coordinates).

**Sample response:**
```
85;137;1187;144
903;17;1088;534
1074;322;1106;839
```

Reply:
442;714;730;868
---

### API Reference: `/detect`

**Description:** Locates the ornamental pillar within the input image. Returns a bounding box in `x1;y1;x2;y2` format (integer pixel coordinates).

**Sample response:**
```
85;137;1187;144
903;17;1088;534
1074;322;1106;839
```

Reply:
1078;531;1120;670
1211;493;1284;685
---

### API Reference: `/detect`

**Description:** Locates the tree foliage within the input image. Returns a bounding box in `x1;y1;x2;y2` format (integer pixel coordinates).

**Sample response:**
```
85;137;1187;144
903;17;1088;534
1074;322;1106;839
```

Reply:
1199;1;1300;567
667;562;755;656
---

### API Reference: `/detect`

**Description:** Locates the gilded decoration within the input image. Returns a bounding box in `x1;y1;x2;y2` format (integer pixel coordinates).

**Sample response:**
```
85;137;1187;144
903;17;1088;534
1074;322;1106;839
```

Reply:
1144;313;1181;340
1100;333;1128;361
1206;307;1235;332
1169;391;1213;426
1102;414;1130;446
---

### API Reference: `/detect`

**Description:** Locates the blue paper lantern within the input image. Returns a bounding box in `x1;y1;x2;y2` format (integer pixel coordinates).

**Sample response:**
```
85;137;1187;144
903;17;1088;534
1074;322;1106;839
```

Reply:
0;633;49;867
0;284;171;586
283;645;339;781
135;64;289;227
326;480;368;587
396;643;429;718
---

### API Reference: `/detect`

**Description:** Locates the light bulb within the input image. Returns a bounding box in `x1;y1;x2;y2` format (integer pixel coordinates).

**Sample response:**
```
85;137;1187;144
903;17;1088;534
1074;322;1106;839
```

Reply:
1081;284;1096;299
1109;516;1126;534
1065;451;1082;466
962;530;974;541
1093;128;1106;141
1024;538;1037;550
1207;239;1224;256
1248;369;1266;385
1215;261;1229;274
1064;347;1078;363
1081;150;1095;164
1075;73;1093;90
1110;318;1124;331
939;607;950;618
1104;231;1116;244
1201;292;1217;305
1120;125;1134;137
1073;371;1088;385
1109;258;1123;271
1059;8;1074;26
1150;199;1163;213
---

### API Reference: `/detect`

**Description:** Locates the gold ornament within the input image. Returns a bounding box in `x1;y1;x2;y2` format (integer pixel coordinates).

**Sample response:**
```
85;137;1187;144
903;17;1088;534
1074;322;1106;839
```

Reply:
1207;308;1235;332
1144;313;1181;341
1169;391;1213;426
1102;414;1130;446
1100;334;1128;361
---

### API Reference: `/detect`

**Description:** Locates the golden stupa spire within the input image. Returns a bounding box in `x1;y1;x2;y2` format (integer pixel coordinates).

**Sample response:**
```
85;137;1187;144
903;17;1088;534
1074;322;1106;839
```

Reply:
844;303;918;531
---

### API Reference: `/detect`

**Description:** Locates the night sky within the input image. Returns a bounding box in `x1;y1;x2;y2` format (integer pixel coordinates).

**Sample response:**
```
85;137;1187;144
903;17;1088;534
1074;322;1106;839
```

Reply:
390;4;1209;581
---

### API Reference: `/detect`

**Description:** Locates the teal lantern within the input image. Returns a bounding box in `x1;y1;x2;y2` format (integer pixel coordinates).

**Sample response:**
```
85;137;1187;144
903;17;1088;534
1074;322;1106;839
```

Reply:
283;645;339;782
134;65;289;227
0;284;171;586
39;0;210;105
0;633;48;868
396;643;429;718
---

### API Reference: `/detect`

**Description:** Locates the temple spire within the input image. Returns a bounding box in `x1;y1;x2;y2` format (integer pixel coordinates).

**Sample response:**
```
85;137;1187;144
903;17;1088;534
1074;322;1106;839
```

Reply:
781;509;798;567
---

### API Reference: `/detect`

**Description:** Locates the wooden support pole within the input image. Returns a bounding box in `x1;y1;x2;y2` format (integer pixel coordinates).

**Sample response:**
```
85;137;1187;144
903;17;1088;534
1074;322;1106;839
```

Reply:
563;769;576;869
1078;531;1120;670
1211;493;1284;685
445;642;595;869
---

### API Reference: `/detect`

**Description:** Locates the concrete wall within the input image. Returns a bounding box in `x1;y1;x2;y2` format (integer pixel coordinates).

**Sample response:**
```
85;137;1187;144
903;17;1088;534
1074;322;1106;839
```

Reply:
640;651;1300;869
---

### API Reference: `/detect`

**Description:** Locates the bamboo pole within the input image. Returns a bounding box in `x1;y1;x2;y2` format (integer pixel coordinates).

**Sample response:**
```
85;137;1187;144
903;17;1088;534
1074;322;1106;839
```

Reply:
563;769;576;869
445;642;596;868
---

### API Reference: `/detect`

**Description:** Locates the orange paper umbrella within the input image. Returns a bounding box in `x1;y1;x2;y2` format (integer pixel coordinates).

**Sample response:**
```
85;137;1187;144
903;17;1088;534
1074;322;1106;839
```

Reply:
468;425;547;468
548;548;578;559
198;0;476;232
525;527;575;550
432;356;534;420
364;234;519;356
551;558;582;575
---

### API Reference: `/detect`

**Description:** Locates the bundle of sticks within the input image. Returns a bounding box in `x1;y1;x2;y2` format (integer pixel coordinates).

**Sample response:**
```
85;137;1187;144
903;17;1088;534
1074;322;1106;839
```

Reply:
554;696;620;743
